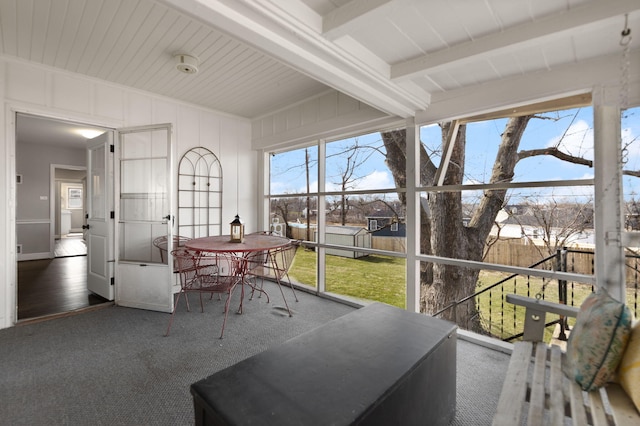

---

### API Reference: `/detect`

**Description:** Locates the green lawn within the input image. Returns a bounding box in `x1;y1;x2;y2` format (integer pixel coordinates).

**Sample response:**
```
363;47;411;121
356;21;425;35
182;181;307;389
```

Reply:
288;247;406;308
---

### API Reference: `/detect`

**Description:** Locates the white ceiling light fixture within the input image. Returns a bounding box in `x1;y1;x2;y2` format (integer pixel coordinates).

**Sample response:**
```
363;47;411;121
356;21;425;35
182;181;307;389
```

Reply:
75;129;106;139
175;53;199;74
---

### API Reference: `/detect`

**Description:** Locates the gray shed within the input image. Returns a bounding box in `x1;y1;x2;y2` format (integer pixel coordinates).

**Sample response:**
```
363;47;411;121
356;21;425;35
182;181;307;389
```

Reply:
318;226;371;258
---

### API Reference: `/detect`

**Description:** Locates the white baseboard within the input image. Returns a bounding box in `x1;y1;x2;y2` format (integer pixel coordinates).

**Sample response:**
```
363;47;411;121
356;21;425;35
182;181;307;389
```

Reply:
18;252;52;261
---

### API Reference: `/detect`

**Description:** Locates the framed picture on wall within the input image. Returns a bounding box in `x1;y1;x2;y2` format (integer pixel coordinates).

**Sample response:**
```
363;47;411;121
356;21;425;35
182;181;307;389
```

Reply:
68;188;83;208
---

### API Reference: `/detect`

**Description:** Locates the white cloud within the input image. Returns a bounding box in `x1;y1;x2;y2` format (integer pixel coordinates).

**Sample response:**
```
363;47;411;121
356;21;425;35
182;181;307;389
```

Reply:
353;170;393;190
270;181;289;194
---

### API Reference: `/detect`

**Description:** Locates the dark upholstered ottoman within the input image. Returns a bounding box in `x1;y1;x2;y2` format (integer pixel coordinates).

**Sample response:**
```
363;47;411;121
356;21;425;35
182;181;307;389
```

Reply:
191;302;457;426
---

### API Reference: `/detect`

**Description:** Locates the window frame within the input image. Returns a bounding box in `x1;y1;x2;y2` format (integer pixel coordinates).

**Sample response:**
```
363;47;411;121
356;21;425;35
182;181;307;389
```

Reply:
263;96;639;310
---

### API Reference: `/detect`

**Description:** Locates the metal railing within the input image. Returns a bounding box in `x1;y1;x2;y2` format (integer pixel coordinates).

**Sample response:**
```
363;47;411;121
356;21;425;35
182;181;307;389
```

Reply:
433;248;640;342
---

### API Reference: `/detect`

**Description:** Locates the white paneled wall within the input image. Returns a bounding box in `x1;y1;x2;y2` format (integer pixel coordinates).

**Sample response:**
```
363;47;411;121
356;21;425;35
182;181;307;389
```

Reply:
252;90;400;150
0;57;252;329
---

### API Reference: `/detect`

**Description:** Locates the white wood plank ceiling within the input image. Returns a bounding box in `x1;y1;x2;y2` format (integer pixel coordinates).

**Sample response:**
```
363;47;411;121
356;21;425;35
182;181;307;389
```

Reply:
1;0;639;120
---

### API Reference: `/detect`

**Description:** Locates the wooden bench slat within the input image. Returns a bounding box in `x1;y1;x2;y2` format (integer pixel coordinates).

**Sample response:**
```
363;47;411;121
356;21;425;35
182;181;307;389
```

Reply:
495;296;640;425
588;389;608;426
493;341;533;426
607;383;640;426
528;343;548;425
548;345;564;426
568;378;588;426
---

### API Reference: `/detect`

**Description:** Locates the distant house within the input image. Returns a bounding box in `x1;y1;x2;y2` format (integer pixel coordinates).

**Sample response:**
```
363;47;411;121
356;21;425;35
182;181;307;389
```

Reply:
366;216;406;237
319;226;371;258
301;207;317;218
491;208;595;247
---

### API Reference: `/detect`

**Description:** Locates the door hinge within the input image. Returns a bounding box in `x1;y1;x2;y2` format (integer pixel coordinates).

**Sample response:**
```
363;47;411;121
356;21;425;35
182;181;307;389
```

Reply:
110;211;115;219
110;277;115;286
110;144;115;153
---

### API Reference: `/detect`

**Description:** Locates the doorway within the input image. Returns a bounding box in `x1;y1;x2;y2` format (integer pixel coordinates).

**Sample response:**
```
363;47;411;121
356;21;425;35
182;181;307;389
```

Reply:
16;113;111;321
54;168;87;258
14;114;176;322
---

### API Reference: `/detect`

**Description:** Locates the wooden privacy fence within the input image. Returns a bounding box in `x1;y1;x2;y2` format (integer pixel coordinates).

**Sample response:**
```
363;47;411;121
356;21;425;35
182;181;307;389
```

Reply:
371;236;405;252
290;226;311;241
484;240;594;275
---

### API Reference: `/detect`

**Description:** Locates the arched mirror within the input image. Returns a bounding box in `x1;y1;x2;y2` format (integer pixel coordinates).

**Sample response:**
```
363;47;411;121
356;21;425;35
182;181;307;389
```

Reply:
177;147;222;238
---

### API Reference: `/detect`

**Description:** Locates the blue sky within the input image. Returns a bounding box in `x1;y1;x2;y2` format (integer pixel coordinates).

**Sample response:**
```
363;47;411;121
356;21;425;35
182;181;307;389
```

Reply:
271;106;640;203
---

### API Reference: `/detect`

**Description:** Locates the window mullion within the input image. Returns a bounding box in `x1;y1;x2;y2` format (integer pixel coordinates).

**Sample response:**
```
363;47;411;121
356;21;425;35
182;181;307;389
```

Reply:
406;117;420;313
317;140;326;294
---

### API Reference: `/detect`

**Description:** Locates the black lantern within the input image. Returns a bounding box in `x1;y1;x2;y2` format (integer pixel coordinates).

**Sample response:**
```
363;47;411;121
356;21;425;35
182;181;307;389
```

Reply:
230;214;244;243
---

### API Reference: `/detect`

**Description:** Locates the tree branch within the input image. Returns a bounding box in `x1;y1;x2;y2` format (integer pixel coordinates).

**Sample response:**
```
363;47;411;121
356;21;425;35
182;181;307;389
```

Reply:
518;147;592;167
519;146;640;176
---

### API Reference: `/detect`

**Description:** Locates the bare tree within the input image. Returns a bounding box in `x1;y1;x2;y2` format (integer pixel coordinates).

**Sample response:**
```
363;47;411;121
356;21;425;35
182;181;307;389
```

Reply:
382;111;637;329
327;139;382;225
625;197;640;231
352;196;405;220
271;196;305;239
382;116;533;329
510;197;593;256
273;108;624;331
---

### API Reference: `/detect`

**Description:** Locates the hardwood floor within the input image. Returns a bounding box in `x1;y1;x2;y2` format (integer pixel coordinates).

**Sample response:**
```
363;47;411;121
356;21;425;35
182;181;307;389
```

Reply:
17;256;109;321
54;233;87;257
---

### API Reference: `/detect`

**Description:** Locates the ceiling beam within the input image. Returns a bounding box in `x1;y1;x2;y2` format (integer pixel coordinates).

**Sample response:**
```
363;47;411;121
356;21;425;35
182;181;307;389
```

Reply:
163;0;428;118
322;0;395;41
391;0;640;81
460;93;592;124
414;48;640;125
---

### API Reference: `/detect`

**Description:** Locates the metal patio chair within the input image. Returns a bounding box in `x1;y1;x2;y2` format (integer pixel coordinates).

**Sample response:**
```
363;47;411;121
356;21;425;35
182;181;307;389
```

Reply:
153;235;192;272
244;240;300;317
165;248;242;339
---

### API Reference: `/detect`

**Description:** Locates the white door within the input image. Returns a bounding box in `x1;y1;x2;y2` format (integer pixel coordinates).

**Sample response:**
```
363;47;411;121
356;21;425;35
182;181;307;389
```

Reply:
86;132;115;300
115;124;174;313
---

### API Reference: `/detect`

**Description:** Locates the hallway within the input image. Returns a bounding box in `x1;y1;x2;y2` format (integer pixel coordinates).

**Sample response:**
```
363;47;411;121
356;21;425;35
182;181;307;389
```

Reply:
54;233;87;257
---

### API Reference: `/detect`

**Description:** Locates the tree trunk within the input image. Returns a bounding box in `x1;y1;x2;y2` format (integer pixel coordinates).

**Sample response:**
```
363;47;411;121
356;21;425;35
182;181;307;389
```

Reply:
382;116;532;331
276;203;293;239
341;194;347;225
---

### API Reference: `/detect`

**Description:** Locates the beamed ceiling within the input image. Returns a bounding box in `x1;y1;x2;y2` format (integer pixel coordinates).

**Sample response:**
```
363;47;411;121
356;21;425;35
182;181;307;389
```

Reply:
1;0;639;121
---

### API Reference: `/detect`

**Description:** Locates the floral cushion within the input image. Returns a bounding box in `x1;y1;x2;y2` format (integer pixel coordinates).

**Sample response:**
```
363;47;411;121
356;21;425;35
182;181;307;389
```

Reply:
565;289;632;392
618;320;640;412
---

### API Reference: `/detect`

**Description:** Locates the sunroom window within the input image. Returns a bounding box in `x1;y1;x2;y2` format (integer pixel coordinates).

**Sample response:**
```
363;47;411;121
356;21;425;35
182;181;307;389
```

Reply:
270;131;407;307
266;102;640;340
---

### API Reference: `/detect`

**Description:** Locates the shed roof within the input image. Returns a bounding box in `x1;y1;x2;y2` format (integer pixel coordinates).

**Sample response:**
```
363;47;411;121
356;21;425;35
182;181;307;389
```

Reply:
326;226;367;236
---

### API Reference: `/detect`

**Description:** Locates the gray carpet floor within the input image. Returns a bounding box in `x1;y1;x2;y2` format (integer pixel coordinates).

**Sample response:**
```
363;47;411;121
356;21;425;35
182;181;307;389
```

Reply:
0;281;510;425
